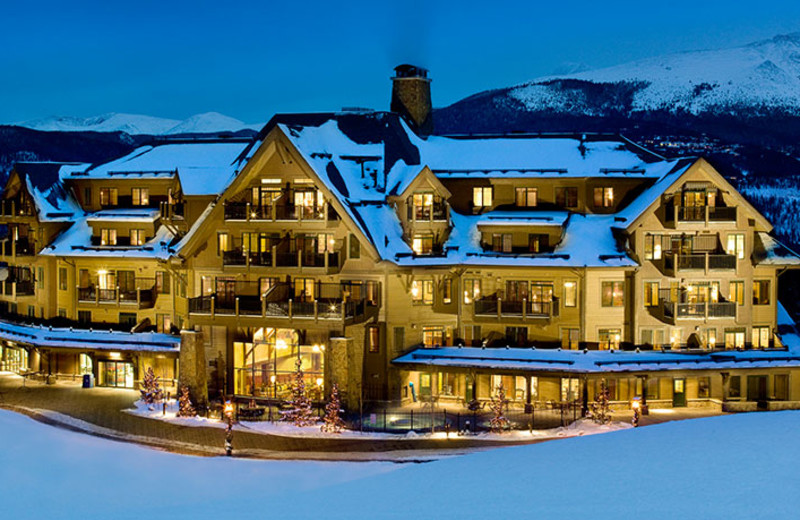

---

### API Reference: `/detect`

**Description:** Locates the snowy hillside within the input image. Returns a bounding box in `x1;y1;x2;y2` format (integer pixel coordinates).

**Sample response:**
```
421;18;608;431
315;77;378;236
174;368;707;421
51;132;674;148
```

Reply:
510;33;800;115
15;112;263;135
2;407;799;518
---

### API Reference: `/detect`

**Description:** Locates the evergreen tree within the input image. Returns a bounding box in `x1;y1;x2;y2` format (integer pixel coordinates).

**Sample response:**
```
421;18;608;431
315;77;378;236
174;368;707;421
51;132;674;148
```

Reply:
489;383;510;433
281;358;315;426
139;367;163;405
591;378;611;424
320;382;345;433
177;385;196;417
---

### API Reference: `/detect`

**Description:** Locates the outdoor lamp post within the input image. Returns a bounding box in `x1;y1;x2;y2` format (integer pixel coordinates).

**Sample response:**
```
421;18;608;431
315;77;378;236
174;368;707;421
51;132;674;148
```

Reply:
224;401;234;456
631;398;641;428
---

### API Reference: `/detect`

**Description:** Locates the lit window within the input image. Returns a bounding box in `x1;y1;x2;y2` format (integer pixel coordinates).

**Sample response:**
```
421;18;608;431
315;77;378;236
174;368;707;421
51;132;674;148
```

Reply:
724;329;746;349
464;279;481;304
644;282;659;307
422;326;444;347
411;280;433;305
130;229;146;246
529;234;548;253
442;279;452;304
601;281;624;307
729;281;744;306
132;188;149;206
99;188;118;206
491;233;512;253
562;328;579;349
100;229;117;246
563;281;577;307
644;234;663;260
726;233;745;260
473;187;493;208
412;193;433;220
753;280;770;305
368;326;380;353
412;233;434;255
515;187;537;207
752;326;770;348
599;329;621;350
156;271;170;295
593;187;614;208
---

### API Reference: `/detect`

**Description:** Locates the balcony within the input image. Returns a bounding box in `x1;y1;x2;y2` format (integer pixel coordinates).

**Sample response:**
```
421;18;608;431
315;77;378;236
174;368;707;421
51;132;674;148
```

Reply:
651;299;737;324
77;280;157;309
0;280;35;297
662;251;736;275
223;247;342;271
159;201;184;220
188;281;380;325
473;297;559;320
0;198;35;219
223;200;338;223
667;205;737;226
1;238;34;258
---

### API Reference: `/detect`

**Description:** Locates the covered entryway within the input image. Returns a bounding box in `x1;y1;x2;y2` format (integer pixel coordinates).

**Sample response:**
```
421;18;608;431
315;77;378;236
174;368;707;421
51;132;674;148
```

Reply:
98;360;135;388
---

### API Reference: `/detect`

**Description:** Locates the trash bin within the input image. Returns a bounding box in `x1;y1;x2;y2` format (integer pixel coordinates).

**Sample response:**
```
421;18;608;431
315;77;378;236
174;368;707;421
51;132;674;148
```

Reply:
82;373;95;388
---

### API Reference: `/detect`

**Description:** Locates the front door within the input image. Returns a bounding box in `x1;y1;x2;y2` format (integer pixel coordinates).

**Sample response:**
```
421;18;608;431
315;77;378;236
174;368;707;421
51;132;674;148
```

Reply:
673;378;687;407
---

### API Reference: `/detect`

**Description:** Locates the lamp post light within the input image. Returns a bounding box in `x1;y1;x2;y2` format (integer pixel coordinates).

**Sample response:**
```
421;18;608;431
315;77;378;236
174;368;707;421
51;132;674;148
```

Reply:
631;397;641;428
224;400;234;456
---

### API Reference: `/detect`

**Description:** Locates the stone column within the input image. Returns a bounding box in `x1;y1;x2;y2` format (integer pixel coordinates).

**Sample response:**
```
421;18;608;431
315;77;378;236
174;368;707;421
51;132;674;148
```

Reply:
329;337;361;411
179;329;208;410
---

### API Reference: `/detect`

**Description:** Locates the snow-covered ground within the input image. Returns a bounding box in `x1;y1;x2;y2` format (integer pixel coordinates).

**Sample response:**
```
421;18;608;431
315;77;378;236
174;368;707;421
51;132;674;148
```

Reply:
126;398;631;441
2;408;799;519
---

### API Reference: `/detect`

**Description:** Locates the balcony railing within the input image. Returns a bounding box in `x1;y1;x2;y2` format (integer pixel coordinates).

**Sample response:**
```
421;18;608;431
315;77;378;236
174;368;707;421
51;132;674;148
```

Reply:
188;281;379;324
14;280;34;296
159;201;184;220
78;282;155;308
223;200;337;222
671;205;737;224
2;238;35;257
663;251;736;273
474;297;558;319
662;300;737;320
223;248;341;271
0;199;35;218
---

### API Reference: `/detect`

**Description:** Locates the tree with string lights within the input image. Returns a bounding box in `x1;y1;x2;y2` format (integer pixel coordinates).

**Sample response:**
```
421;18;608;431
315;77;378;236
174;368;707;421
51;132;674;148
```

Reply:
321;382;345;433
281;358;316;427
591;378;611;424
139;366;163;405
177;385;196;417
489;383;510;433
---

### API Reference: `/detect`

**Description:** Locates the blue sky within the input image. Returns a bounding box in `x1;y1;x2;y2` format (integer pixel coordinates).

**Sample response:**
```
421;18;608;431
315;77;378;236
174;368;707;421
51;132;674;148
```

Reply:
2;0;800;124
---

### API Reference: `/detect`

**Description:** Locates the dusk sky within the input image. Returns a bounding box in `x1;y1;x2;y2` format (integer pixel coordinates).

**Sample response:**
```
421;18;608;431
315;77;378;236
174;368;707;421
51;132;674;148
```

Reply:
3;0;800;124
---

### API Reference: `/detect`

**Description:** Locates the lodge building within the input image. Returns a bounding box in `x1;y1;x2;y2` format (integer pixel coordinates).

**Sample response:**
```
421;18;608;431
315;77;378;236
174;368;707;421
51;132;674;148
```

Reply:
2;65;800;413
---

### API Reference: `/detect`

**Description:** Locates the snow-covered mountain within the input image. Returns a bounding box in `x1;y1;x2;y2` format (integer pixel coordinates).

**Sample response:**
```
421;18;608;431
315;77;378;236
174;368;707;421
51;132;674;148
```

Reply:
508;32;800;115
15;112;262;135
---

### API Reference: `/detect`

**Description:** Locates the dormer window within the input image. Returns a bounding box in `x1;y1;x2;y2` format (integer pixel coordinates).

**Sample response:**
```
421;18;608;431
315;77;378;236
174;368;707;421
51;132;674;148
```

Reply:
529;234;549;253
515;187;538;207
132;188;149;206
100;228;117;246
473;187;493;208
556;187;578;208
413;193;433;220
593;187;613;208
100;188;118;207
491;233;512;253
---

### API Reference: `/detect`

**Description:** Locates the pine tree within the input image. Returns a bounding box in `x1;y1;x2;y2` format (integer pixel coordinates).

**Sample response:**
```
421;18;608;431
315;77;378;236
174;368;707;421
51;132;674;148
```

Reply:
177;385;196;417
489;383;510;433
591;378;611;424
281;358;315;426
320;382;345;433
139;366;164;405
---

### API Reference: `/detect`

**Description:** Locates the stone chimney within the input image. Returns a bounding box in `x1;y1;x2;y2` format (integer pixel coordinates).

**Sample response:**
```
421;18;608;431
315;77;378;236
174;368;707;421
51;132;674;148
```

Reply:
390;64;433;136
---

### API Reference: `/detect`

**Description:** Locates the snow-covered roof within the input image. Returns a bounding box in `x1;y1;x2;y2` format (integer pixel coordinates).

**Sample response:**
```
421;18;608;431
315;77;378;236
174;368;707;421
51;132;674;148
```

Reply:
67;139;256;197
85;208;160;224
276;115;676;267
0;320;179;353
39;219;176;259
754;232;800;266
9;162;86;223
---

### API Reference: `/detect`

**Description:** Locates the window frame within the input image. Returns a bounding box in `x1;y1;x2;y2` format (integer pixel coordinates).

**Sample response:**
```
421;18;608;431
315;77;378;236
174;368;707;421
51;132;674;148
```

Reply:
601;281;625;307
472;186;493;208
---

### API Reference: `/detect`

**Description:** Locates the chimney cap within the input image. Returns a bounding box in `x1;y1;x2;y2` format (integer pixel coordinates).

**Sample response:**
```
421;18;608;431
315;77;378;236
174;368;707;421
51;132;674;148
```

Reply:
393;64;429;79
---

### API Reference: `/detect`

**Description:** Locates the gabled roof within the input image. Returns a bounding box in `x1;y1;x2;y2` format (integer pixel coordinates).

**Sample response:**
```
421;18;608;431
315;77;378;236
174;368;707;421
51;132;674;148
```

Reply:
39;219;176;259
6;162;86;222
65;138;257;196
